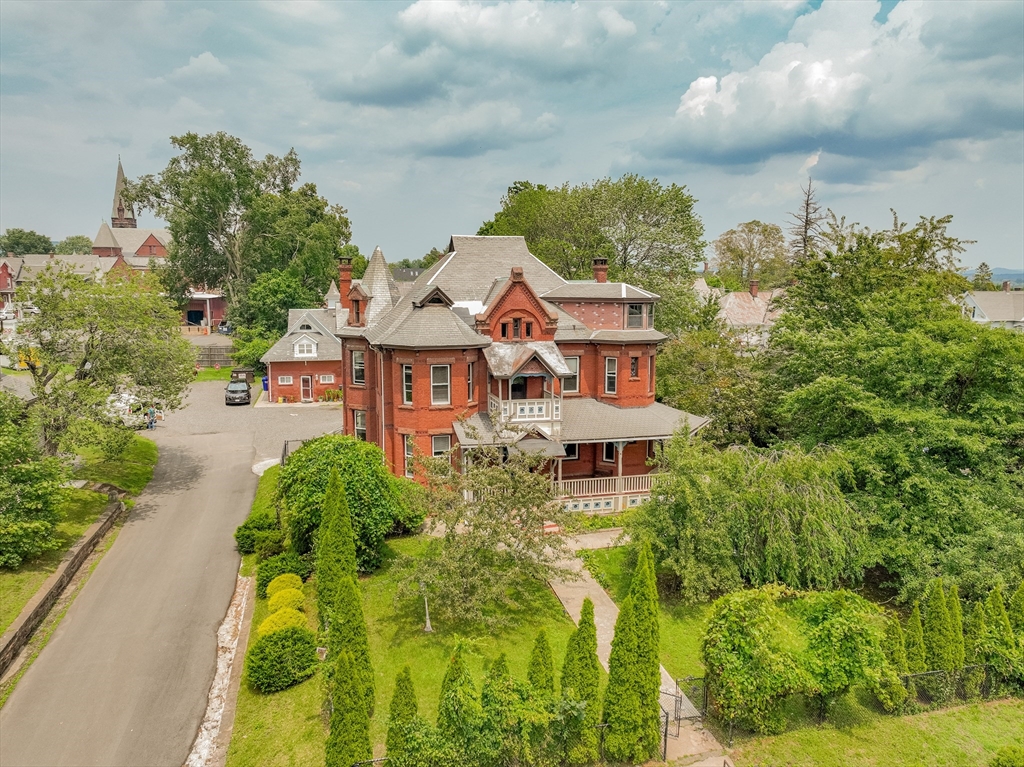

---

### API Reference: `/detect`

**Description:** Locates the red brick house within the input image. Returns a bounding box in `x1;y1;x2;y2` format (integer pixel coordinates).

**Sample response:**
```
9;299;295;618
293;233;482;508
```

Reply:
330;236;706;511
261;309;344;403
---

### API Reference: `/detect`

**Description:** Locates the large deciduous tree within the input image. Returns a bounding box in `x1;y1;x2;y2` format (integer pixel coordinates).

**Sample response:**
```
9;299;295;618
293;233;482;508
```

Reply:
0;228;52;255
10;265;195;455
712;220;792;287
55;235;95;255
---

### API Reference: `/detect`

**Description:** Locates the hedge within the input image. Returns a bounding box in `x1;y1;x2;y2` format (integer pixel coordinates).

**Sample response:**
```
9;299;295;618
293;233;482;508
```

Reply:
269;588;305;614
257;607;307;637
234;465;280;554
267;573;304;599
256;552;311;599
244;625;318;693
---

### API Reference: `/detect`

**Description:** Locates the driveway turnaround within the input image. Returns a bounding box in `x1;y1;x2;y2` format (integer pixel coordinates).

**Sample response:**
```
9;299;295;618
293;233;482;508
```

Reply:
0;382;333;767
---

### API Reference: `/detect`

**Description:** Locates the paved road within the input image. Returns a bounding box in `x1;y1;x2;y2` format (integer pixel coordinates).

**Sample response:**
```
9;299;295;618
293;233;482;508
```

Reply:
0;382;336;767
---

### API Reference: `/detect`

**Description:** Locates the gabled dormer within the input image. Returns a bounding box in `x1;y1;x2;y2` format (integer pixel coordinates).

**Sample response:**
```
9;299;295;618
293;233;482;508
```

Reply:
134;233;167;256
411;284;454;308
292;333;318;358
347;283;370;326
475;267;558;342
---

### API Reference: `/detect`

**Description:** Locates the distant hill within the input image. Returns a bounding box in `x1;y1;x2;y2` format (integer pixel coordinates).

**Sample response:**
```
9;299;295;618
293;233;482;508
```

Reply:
962;267;1024;286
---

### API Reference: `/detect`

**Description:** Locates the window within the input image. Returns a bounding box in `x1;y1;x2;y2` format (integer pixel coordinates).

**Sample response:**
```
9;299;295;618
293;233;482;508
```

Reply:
467;362;474;401
630;356;639;378
354;410;367;441
564;443;579;460
501;322;509;339
431;365;450;405
525;322;533;338
649;355;654;392
432;434;451;456
295;340;315;357
603;442;616;462
513;318;521;338
511;376;526;399
564;357;579;393
353;301;361;324
605;357;617;394
404;435;415;478
402;365;413;405
320;374;335;384
298;323;312;330
627;303;644;328
278;375;293;385
352;350;365;385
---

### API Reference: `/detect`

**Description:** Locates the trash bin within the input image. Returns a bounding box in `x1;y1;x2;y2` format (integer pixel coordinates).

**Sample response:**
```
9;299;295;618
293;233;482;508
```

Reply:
262;376;268;392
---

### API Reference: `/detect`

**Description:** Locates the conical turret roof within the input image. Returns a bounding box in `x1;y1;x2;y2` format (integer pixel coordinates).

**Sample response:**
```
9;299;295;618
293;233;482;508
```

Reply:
361;246;401;326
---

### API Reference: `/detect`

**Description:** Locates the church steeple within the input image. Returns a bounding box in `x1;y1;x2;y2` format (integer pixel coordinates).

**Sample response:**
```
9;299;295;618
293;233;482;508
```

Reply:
111;157;137;229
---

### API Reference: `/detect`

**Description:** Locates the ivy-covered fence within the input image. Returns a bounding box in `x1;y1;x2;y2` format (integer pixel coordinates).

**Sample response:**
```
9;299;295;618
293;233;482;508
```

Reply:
901;665;1016;710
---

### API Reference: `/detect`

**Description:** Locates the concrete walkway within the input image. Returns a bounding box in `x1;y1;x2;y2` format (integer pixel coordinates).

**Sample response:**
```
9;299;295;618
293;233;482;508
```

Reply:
551;528;730;765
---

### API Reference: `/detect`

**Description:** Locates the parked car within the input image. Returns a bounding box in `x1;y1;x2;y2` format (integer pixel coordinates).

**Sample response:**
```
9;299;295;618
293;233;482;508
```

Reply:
20;303;40;315
0;309;15;321
224;381;252;405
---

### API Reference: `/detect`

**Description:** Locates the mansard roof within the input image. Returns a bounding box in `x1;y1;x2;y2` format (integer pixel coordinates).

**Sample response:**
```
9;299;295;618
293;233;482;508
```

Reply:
540;282;659;301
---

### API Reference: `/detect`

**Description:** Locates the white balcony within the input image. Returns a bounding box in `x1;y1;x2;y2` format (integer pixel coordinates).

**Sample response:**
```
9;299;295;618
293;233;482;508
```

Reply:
557;474;654;499
489;395;560;423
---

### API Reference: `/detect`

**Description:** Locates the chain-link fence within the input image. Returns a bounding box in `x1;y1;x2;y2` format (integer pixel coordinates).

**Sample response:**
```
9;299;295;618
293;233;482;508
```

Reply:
901;664;1015;709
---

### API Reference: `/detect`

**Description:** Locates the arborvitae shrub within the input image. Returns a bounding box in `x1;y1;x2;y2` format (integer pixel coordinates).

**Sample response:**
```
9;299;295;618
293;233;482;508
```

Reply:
266;572;303;599
527;630;555;696
325;650;371;767
253;529;284;561
244;625;318;693
257;607;306;637
1008;581;1024;636
628;541;662;759
234;509;278;554
268;587;304;614
883;616;909;674
316;469;357;630
328;575;374;715
990;744;1024;767
905;603;927;673
436;643;480;753
602;596;643;761
962;601;988;700
947;582;965;670
924;578;955;672
256;552;310;598
387;666;419;758
560;597;600;764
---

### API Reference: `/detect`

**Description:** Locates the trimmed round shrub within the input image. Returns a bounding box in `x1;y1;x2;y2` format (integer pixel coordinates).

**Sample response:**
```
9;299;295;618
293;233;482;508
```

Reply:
258;607;307;637
991;745;1024;767
234;512;278;555
256;552;311;598
278;435;407;569
254;529;285;561
269;587;305;614
267;573;303;599
244;625;318;693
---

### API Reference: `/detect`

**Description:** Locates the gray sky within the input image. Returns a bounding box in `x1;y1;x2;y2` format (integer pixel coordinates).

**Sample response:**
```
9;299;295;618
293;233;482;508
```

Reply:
1;0;1022;270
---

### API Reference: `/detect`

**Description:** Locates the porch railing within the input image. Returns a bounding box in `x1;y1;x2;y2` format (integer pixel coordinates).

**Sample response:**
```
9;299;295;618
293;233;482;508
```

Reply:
488;395;560;422
557;474;654;499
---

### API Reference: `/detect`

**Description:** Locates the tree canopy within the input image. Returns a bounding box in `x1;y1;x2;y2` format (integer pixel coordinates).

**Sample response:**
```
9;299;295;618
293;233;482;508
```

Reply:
0;228;52;255
55;235;95;255
712;220;792;288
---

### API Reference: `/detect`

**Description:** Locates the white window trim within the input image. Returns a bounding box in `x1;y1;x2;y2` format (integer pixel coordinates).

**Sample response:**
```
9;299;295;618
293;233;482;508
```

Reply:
431;364;451;406
432;434;451;456
467;361;474;402
319;374;335;384
627;303;644;329
603;442;616;462
564;356;580;393
404;435;415;478
403;365;413;405
352;350;366;386
293;334;317;358
354;410;367;440
278;375;293;385
605;357;617;394
563;443;579;460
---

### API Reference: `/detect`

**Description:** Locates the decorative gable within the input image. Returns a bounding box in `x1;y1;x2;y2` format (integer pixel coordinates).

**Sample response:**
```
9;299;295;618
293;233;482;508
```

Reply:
475;267;558;341
134;233;167;256
292;334;318;358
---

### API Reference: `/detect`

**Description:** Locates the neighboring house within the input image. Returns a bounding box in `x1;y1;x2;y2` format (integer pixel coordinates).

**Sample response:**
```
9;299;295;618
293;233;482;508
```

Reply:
262;308;344;403
696;278;784;347
91;161;171;263
328;236;707;512
963;284;1024;331
0;253;129;308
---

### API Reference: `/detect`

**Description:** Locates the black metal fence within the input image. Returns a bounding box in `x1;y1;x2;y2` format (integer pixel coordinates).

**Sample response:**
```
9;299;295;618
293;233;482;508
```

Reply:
901;665;1013;709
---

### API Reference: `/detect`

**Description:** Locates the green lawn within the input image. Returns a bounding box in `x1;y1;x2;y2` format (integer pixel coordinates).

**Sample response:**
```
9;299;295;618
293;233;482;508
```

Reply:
585;546;710;678
195;367;235;382
75;435;158;494
731;698;1024;767
0;489;109;633
227;535;579;765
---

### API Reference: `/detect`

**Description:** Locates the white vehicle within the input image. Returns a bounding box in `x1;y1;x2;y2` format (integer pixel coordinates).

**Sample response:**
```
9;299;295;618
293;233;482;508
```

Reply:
105;393;147;429
0;309;15;321
20;303;40;315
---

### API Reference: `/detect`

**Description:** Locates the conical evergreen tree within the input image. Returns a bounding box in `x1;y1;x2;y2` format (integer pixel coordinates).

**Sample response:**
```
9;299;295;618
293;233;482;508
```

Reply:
602;596;644;762
480;654;520;766
325;650;371;767
1009;581;1024;636
560;597;600;765
905;603;927;673
628;541;662;759
965;601;989;665
527;629;555;696
924;579;955;671
436;643;480;753
316;469;358;630
947;583;965;670
883;616;909;674
987;586;1015;646
386;666;418;757
329;575;375;715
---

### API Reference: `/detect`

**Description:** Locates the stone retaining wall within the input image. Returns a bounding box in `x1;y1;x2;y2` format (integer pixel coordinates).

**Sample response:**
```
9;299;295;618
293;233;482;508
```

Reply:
0;495;128;677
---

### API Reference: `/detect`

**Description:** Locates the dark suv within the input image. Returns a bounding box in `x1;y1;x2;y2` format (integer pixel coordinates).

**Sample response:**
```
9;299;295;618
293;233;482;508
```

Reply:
224;381;251;405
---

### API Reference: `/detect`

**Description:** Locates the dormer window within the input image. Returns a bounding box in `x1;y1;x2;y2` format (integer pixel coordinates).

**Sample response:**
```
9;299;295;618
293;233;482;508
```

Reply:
299;324;312;330
353;301;361;324
627;304;644;328
501;323;509;339
294;338;316;357
513;318;521;338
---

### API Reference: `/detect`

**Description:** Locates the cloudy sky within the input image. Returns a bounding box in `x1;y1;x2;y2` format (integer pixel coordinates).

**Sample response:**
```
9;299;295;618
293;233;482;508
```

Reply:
1;0;1022;270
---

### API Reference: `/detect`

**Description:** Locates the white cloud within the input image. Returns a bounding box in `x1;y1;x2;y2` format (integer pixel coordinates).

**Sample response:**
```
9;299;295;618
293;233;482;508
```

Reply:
402;101;558;157
169;52;229;81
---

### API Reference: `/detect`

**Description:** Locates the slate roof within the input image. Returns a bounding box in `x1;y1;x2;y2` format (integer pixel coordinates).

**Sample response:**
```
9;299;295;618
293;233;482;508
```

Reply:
590;329;667;343
966;291;1024;323
717;288;784;329
483;341;572;378
365;302;490;349
262;309;343;363
541;282;658;301
324;280;341;306
14;254;119;281
360;247;401;326
92;224;171;256
93;223;120;249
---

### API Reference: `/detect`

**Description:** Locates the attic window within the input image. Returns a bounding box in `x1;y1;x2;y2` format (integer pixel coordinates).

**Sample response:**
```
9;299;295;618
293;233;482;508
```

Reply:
428;295;446;305
525;322;533;338
513;318;521;339
295;340;316;357
298;324;312;330
501;323;509;339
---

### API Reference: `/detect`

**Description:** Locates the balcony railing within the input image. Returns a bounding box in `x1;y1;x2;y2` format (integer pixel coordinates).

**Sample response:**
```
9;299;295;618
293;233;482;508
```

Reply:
489;395;560;422
557;473;654;499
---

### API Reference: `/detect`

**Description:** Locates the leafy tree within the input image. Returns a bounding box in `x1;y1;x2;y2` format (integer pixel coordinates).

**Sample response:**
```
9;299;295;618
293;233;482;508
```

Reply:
328;575;374;715
278;434;408;567
527;630;555;697
387;666;419;758
923;579;956;672
436;643;480;754
905;604;927;673
947;582;965;670
972;262;998;291
10;264;195;454
560;597;600;764
0;228;52;255
393;247;445;271
713;220;792;287
628;541;662;757
787;178;825;261
478;654;550;766
628;438;862;603
316;469;357;629
55;235;94;255
0;392;69;567
231;269;319;337
882;615;909;674
1009;581;1024;636
402;435;578;628
325;650;371;767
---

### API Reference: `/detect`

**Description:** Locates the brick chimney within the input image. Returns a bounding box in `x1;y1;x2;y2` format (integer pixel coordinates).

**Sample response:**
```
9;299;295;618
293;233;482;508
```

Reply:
1003;280;1012;292
592;257;608;284
339;256;353;311
749;279;759;298
510;266;524;282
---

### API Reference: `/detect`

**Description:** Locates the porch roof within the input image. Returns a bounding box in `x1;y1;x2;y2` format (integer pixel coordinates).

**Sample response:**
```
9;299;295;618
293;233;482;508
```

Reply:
482;340;572;378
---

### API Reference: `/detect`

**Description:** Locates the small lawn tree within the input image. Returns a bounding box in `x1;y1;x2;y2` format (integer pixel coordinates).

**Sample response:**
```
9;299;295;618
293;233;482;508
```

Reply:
328;575;374;715
905;603;927;673
924;578;956;672
602;596;647;760
527;630;555;697
325;650;371;767
883;616;909;675
316;469;357;629
963;601;989;700
1009;581;1024;636
560;597;600;764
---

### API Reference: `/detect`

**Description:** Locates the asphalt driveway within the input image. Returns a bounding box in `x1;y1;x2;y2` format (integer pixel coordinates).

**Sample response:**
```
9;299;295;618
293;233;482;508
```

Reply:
0;382;336;767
